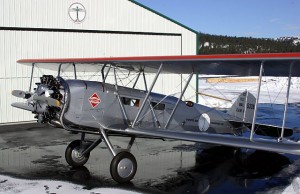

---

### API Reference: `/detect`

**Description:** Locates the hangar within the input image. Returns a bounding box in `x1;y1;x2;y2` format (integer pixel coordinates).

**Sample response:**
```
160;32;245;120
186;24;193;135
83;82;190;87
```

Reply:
0;0;198;124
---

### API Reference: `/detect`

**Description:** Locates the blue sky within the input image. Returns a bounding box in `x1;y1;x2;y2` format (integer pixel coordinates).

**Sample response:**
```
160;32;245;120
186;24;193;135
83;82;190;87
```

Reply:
135;0;300;38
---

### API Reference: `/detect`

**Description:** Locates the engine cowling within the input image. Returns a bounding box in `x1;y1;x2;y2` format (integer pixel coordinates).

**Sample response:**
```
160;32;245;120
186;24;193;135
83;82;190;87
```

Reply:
33;75;64;124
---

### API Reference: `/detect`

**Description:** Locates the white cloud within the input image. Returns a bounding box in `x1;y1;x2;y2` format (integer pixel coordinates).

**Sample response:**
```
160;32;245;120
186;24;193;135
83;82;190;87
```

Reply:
270;18;281;23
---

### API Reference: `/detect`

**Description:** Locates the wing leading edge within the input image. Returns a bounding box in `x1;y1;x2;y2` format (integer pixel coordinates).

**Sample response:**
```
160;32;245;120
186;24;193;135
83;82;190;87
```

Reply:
17;53;300;76
123;127;300;155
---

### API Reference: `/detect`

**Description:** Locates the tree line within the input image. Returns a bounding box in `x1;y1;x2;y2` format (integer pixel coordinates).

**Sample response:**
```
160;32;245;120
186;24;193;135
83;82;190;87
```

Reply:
198;33;300;54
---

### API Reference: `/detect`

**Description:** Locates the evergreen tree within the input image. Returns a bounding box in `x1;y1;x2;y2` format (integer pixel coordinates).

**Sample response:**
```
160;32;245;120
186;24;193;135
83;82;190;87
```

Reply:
198;33;300;54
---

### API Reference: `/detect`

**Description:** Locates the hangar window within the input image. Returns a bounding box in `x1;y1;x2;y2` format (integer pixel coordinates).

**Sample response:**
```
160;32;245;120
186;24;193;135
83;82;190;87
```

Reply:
150;102;165;110
121;97;140;107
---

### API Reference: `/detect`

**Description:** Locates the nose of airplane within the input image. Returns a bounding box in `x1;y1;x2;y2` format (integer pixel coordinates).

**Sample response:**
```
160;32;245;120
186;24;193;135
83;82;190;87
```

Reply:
33;75;64;123
11;75;65;124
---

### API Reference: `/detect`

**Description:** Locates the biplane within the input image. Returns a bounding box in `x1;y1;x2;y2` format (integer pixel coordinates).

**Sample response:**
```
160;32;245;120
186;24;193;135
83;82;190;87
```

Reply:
11;53;300;183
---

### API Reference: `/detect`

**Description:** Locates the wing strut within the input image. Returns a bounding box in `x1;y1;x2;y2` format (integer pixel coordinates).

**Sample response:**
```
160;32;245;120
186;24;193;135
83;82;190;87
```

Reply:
73;63;77;79
132;71;141;89
58;63;62;77
243;90;249;122
147;99;161;128
104;65;112;82
280;62;294;140
132;63;163;127
101;64;107;83
113;68;130;125
142;71;148;91
164;72;194;129
29;63;35;92
58;63;77;79
250;61;264;141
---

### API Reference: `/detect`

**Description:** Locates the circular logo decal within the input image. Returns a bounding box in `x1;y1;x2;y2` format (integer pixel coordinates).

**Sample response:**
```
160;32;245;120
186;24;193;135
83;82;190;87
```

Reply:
198;113;210;132
68;3;86;23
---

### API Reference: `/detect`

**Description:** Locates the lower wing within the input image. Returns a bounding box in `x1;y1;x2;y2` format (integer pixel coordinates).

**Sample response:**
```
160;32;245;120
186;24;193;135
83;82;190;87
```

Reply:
228;120;294;137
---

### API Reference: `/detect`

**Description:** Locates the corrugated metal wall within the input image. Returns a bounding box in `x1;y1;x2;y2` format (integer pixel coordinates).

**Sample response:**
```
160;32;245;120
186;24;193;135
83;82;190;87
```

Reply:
0;0;197;123
0;0;196;55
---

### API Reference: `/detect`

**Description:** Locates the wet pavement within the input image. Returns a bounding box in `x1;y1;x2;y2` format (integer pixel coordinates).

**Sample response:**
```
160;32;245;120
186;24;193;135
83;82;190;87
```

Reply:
0;104;300;193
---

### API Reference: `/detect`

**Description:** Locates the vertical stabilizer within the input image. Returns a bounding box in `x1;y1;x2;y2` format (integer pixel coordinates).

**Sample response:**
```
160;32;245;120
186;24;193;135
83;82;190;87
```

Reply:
227;90;256;123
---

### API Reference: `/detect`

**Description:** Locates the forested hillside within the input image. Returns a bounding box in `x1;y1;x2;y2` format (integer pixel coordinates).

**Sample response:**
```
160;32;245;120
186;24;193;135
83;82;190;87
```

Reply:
199;33;300;54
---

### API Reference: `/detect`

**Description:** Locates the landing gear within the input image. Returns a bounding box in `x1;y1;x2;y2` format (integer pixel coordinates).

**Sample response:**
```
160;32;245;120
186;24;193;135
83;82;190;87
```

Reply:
110;151;137;183
65;140;90;167
65;130;137;183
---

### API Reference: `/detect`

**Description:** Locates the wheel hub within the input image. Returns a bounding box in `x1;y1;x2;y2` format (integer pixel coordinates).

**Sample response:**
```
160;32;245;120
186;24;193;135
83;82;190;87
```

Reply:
117;158;134;178
71;148;85;162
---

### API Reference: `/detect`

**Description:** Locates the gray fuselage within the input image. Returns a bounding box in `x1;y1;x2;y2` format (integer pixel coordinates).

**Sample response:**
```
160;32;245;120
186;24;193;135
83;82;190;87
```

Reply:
63;80;234;134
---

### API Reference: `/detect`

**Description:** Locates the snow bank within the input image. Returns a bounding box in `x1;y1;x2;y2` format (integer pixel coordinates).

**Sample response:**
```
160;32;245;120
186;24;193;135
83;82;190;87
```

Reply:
282;177;300;194
198;77;300;108
0;175;140;194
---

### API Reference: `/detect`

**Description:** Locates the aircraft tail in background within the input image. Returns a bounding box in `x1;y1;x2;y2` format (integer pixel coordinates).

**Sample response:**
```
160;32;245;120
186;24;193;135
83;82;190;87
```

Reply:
227;90;256;123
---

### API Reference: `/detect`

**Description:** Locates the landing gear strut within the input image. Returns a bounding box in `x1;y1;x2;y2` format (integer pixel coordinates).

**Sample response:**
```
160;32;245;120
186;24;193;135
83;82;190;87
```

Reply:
65;129;137;183
99;127;137;183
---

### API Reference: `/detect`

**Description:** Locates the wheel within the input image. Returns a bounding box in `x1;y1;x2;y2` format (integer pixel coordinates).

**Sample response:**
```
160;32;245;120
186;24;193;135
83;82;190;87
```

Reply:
110;151;137;183
65;140;90;167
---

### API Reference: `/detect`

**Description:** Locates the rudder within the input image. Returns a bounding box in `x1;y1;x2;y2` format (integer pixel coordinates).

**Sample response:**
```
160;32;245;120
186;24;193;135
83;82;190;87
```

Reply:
227;90;256;123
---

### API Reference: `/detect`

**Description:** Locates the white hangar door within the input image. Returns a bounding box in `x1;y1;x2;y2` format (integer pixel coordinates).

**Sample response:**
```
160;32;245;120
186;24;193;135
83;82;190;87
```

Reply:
0;30;183;123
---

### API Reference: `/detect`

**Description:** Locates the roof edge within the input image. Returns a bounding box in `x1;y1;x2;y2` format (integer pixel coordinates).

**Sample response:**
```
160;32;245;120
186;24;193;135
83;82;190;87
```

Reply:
128;0;198;35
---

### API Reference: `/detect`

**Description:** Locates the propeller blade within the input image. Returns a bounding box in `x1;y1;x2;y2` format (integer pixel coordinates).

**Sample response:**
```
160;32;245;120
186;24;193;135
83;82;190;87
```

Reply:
11;102;34;112
12;90;32;99
32;96;60;107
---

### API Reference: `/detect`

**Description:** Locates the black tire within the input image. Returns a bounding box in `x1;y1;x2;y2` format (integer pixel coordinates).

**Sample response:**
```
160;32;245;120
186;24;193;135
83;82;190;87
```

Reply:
65;140;90;167
110;151;137;183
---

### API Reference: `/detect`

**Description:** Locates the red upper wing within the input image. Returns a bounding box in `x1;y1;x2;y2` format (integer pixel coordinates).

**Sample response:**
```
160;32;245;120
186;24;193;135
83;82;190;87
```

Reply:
17;53;300;76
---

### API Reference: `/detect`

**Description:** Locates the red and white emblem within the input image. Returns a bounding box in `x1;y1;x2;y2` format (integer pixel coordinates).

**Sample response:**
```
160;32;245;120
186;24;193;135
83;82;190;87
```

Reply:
88;93;101;108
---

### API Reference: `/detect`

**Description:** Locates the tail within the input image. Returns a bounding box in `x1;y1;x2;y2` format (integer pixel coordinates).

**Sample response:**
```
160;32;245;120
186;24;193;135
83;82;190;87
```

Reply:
227;90;256;123
227;91;294;138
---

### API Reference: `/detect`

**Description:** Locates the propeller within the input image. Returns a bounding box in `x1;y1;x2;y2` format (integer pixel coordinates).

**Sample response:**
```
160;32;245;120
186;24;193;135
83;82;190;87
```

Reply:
11;102;34;112
12;90;32;99
12;76;63;124
32;95;61;107
12;90;60;107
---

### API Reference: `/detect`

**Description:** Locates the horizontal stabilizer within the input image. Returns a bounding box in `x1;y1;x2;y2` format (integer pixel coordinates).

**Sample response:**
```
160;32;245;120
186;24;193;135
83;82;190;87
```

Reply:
11;102;34;112
229;120;293;137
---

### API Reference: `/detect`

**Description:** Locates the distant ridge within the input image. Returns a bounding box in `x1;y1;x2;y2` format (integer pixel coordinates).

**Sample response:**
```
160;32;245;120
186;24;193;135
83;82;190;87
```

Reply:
198;33;300;54
277;36;300;46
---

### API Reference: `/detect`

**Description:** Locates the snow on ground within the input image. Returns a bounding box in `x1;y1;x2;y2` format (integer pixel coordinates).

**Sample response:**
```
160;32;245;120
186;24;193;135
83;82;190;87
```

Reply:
0;175;139;194
282;177;300;194
198;77;300;109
